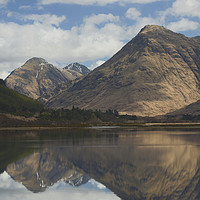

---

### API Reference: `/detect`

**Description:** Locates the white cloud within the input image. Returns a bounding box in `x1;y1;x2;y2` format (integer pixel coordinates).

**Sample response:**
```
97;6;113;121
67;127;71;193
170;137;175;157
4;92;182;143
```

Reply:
0;171;24;189
0;70;10;80
89;179;106;189
7;12;66;26
0;172;120;200
0;0;9;7
90;60;106;69
0;13;135;79
126;8;141;20
39;0;161;6
23;14;66;26
83;13;119;25
19;5;32;10
167;18;199;32
129;16;162;36
165;0;200;18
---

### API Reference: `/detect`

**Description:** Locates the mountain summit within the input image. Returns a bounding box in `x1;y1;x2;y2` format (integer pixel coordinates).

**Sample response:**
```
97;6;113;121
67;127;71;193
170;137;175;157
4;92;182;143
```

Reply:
47;25;200;116
64;63;90;75
5;57;82;101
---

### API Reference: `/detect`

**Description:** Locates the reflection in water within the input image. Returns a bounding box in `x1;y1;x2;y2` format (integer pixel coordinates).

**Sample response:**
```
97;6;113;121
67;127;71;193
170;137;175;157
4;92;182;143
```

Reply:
0;171;118;200
1;128;200;199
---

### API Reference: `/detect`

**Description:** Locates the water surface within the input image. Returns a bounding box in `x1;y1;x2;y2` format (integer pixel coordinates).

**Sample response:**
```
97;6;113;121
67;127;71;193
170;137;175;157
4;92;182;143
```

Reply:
1;127;200;200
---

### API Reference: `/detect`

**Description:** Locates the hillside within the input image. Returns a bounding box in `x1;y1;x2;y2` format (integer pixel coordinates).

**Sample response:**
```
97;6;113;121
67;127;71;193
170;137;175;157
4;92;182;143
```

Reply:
165;100;200;117
5;58;83;102
46;25;200;116
0;79;43;116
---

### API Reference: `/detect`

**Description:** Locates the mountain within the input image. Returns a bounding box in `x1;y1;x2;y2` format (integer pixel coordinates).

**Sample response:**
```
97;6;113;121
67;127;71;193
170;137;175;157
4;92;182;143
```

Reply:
6;148;90;193
64;63;91;75
46;25;200;116
0;78;43;115
5;57;82;102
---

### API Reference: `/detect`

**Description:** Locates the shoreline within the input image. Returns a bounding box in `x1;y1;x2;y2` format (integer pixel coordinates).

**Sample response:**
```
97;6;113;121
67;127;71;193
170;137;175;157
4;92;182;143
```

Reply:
1;122;200;131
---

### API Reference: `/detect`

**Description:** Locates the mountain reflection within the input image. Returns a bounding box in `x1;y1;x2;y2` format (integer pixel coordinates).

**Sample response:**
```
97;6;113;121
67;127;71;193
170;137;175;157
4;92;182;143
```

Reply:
7;149;91;192
1;129;200;200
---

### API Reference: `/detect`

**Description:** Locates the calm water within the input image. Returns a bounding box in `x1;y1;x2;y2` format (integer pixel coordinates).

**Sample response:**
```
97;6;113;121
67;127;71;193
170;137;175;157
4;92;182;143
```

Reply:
1;127;200;200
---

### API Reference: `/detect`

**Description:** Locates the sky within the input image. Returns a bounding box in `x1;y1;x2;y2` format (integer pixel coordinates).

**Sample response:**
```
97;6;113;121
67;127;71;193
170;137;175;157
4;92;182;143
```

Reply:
0;0;200;79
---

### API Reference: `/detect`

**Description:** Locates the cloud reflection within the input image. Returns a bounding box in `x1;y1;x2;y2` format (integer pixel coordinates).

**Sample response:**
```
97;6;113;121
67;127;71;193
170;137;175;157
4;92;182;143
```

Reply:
0;171;120;200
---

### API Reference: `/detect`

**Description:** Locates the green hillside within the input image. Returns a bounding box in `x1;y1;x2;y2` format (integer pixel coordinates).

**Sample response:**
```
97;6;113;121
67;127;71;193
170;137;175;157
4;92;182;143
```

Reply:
0;79;44;116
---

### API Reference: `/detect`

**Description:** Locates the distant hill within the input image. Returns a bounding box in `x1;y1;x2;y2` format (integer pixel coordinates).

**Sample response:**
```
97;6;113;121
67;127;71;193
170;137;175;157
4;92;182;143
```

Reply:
46;25;200;116
64;63;91;75
0;79;43;116
5;58;83;102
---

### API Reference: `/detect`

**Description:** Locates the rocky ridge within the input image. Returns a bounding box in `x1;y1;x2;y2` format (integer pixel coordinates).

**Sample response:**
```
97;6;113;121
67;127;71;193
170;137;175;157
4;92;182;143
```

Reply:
5;58;85;102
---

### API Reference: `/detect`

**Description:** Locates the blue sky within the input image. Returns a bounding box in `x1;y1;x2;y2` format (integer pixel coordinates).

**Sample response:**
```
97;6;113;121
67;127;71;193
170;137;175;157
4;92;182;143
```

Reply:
0;0;200;79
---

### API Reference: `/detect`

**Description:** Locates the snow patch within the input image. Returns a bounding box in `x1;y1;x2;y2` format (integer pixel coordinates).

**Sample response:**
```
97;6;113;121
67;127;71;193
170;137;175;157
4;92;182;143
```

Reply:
68;63;83;73
36;71;39;79
36;171;40;180
39;63;45;66
36;65;44;79
68;174;73;179
40;179;46;188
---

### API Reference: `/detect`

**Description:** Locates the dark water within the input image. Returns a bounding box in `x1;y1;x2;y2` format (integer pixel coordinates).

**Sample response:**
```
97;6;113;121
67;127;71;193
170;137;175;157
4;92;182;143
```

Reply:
1;127;200;200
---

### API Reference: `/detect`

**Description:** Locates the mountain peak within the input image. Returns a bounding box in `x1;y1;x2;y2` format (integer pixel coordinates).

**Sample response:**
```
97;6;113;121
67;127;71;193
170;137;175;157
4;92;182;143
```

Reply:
5;58;83;101
25;57;47;65
47;26;200;116
139;25;167;34
64;63;90;75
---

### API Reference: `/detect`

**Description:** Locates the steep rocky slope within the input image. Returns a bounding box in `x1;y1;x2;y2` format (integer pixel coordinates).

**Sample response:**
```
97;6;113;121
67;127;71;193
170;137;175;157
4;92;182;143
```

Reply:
47;25;200;116
5;57;82;102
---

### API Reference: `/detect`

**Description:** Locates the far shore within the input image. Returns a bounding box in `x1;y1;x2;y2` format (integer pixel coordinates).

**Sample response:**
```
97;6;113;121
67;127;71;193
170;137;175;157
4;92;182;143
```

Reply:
1;122;200;131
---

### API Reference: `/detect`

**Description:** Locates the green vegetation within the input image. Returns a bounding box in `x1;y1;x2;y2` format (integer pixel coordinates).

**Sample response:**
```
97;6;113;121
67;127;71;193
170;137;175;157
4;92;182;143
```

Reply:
39;107;137;124
0;79;44;116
